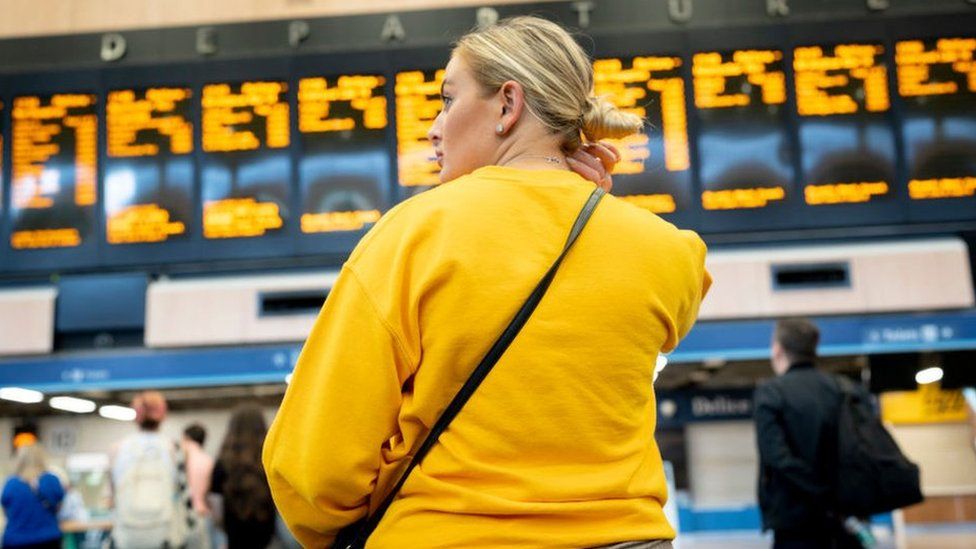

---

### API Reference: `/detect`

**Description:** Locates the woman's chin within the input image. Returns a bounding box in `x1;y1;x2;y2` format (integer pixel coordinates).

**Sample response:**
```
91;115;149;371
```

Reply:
438;165;458;184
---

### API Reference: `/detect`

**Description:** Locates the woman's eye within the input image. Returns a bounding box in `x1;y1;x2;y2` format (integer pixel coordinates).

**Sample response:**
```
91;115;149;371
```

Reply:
441;96;453;108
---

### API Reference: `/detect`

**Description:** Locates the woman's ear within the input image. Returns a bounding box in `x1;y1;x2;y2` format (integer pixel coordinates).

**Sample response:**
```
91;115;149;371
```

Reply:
496;80;525;135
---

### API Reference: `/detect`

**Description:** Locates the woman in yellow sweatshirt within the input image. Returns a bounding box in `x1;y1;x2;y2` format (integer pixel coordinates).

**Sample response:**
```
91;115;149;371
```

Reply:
263;16;711;548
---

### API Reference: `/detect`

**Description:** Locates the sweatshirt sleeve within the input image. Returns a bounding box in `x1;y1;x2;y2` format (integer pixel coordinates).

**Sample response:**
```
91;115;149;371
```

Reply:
663;231;712;352
263;264;417;548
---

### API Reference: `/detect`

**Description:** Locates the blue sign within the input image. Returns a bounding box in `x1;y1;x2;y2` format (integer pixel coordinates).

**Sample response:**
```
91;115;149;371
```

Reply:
2;308;976;392
670;309;976;363
0;345;300;392
657;389;755;429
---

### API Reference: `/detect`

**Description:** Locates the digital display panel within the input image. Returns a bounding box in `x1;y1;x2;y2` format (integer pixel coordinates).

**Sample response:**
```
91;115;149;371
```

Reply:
692;49;795;214
794;44;897;208
104;87;194;245
200;81;290;240
594;56;692;216
297;74;390;234
9;93;97;250
1;100;4;237
896;37;976;214
395;69;444;194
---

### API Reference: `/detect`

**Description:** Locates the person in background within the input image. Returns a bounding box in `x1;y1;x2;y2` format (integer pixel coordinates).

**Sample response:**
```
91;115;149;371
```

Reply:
210;405;276;549
264;15;710;548
183;423;215;549
182;423;213;517
111;390;194;549
754;319;860;548
964;387;976;457
1;442;65;549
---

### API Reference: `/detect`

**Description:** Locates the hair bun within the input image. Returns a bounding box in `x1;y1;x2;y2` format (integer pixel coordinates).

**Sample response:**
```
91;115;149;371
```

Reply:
581;95;644;142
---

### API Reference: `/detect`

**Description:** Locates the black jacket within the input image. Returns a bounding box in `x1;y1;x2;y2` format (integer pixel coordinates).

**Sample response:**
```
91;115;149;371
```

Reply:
753;362;848;532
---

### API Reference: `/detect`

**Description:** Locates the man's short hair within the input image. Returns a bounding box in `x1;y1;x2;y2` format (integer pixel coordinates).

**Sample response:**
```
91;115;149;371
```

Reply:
183;423;206;446
774;318;820;364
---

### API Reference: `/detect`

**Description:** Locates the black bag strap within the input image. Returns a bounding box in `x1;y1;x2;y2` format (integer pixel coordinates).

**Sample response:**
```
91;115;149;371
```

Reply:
344;186;605;547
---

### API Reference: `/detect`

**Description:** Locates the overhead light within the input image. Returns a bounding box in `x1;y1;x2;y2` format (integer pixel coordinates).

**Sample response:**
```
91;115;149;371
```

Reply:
0;387;44;404
915;367;944;385
99;405;136;421
49;396;97;414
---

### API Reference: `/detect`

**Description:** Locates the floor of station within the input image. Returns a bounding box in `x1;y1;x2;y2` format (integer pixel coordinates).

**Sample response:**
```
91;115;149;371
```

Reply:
677;524;976;548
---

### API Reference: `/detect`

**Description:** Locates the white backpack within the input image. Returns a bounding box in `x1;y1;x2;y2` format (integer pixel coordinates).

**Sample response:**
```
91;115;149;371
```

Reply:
113;437;185;549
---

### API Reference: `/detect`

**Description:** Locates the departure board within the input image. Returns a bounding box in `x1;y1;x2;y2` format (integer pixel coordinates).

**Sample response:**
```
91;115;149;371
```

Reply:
9;93;97;250
794;44;897;209
896;37;976;219
692;49;795;215
594;56;692;216
297;74;390;234
200;81;290;240
0;101;4;236
105;87;194;245
395;69;444;194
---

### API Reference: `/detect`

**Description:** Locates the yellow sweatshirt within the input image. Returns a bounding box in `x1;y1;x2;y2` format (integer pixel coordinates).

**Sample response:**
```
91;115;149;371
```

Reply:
263;166;711;548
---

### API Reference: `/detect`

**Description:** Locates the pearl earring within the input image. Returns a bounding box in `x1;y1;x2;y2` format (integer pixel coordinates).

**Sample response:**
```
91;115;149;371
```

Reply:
496;123;504;134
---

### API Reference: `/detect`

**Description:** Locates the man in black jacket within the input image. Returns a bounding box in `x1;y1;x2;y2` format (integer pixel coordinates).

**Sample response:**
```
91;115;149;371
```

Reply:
754;318;861;548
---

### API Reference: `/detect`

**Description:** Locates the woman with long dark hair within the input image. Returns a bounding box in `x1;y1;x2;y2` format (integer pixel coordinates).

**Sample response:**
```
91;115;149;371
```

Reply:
211;405;276;549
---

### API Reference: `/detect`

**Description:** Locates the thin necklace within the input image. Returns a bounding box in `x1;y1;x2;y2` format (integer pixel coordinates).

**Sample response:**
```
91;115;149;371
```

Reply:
511;154;564;165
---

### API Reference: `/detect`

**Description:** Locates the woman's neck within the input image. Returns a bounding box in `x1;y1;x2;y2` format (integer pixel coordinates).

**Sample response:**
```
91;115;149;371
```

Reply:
493;131;569;171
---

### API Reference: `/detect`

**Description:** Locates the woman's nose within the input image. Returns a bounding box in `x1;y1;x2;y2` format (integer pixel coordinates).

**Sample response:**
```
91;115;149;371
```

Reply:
427;112;443;143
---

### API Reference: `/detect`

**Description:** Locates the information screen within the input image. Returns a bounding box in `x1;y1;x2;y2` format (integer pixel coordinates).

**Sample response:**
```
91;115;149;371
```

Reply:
896;37;976;216
594;56;692;216
200;81;290;240
794;44;897;209
692;49;795;214
297;74;390;234
104;87;194;245
1;100;4;240
395;69;444;195
9;93;97;250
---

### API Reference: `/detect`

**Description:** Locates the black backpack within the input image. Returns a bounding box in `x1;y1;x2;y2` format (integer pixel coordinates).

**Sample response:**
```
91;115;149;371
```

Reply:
833;375;924;516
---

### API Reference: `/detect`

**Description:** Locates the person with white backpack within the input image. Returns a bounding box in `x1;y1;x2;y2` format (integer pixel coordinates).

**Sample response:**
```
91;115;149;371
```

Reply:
110;391;194;549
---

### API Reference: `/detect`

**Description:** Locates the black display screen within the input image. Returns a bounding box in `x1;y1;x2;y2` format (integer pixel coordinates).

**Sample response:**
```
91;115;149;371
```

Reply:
104;87;194;245
793;43;901;224
297;74;391;235
9;93;97;251
0;99;4;261
594;55;694;219
896;37;976;221
692;49;796;223
200;80;290;241
1;16;975;276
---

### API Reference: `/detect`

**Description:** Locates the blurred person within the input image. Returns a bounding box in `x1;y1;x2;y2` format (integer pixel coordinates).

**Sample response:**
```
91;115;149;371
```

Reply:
182;424;214;549
965;388;976;457
754;319;861;548
264;15;710;548
111;390;194;549
1;443;64;549
182;423;213;517
210;405;275;549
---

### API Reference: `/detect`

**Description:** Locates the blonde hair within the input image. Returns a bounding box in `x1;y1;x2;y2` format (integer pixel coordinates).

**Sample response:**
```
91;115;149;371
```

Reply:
13;443;49;485
454;16;643;152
